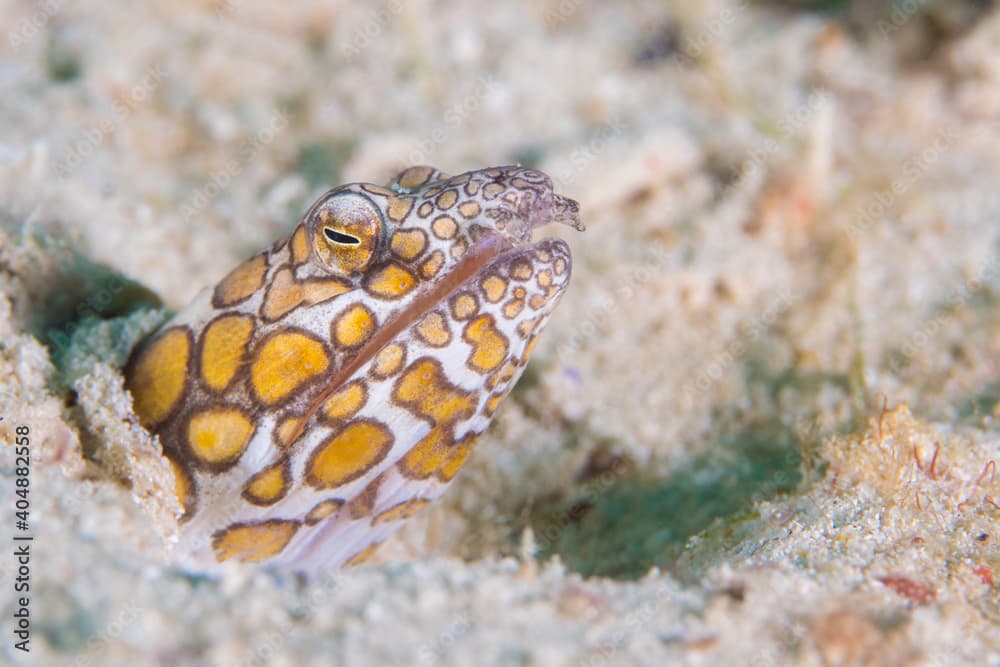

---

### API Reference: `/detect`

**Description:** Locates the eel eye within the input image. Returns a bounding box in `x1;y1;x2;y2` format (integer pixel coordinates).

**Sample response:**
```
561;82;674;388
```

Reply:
323;228;361;246
308;192;383;275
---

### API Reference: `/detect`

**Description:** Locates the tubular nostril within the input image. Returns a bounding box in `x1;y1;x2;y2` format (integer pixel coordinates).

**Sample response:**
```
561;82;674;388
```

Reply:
552;195;585;231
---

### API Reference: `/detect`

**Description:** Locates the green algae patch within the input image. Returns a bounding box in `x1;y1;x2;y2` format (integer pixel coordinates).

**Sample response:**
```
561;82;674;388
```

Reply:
33;584;96;653
16;237;167;390
532;423;803;580
27;250;162;333
296;140;356;189
526;343;856;581
958;382;1000;420
46;310;171;392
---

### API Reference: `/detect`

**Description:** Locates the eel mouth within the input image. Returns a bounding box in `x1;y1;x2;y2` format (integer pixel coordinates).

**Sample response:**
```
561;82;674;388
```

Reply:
284;193;582;448
399;189;583;339
447;192;582;295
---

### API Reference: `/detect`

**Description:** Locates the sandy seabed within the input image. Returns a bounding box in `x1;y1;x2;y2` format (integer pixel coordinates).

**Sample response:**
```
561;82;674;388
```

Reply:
0;1;999;665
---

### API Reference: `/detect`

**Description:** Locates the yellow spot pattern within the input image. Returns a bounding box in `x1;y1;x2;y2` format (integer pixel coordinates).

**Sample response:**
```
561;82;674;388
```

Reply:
371;343;405;378
120;167;580;573
365;264;418;299
435;190;457;210
394;358;476;425
523;334;541;361
276;415;304;449
304;498;344;525
420;250;445;279
439;434;477;481
481;275;507;303
530;293;549;310
263;268;351;321
128;327;191;428
458;201;481;219
463;315;509;373
431;215;457;239
450;293;478;320
511;260;533;281
484;393;504;417
305;420;394;489
200;315;254;392
187;408;255;467
344;541;381;567
212;519;300;563
400;430;478;481
332;304;376;348
387;196;414;222
250;331;330;405
242;461;290;505
372;498;430;526
167;455;195;518
361;184;394;197
394;358;479;481
299;278;355;306
213;254;268;307
290;225;311;264
397;165;434;190
390;229;427;260
517;316;542;339
449;238;468;260
322;380;367;422
346;475;382;519
262;269;308;321
503;297;525;319
416;311;452;347
487;358;518;391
